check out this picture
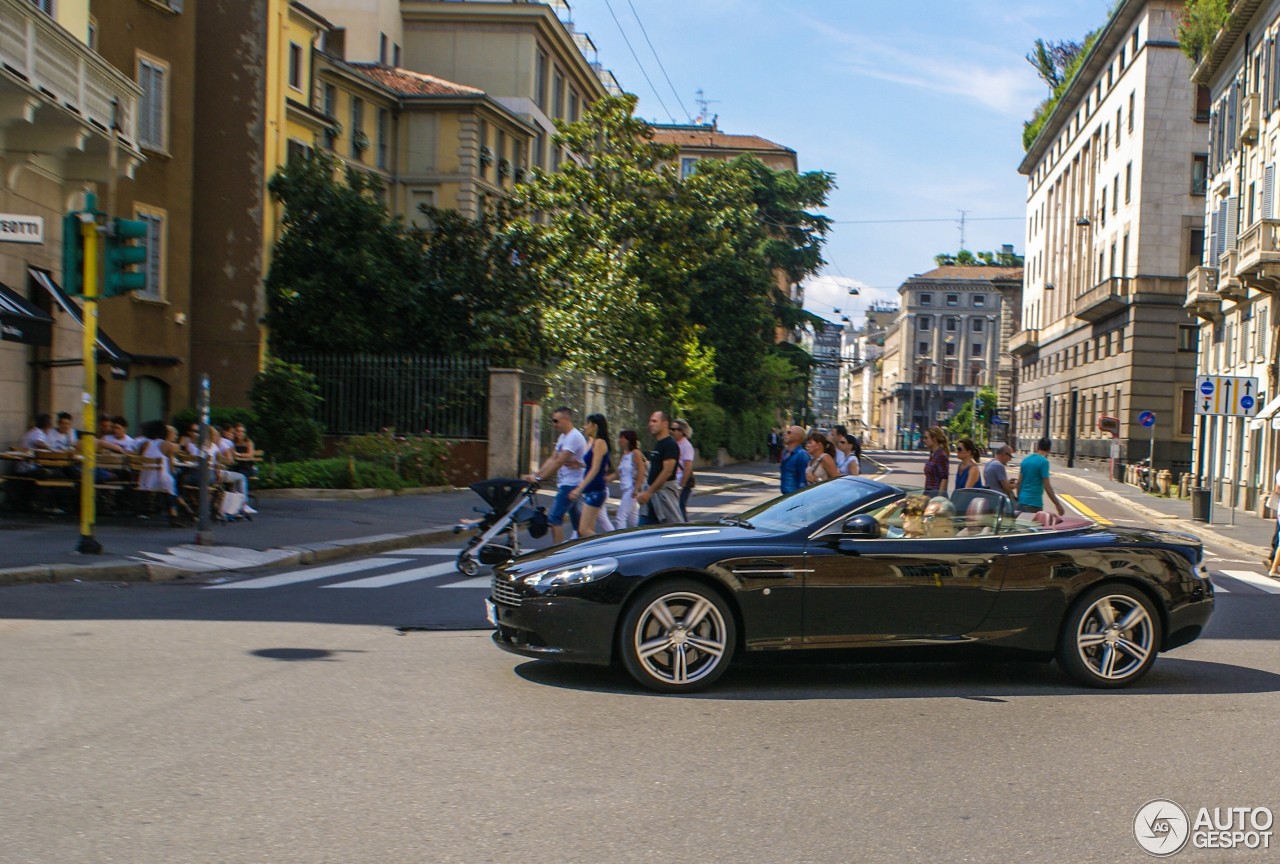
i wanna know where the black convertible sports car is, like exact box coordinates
[488,477,1214,693]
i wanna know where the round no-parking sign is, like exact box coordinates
[1139,411,1156,428]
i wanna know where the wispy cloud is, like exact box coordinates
[802,273,898,327]
[792,12,1046,117]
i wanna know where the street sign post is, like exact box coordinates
[1194,376,1261,416]
[1139,411,1156,472]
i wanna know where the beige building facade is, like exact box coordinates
[0,0,144,446]
[1014,0,1204,473]
[1187,0,1280,515]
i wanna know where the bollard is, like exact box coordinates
[1157,469,1172,496]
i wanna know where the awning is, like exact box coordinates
[0,280,52,346]
[29,267,132,380]
[1250,394,1280,430]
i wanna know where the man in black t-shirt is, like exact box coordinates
[636,410,682,525]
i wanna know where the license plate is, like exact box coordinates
[485,598,498,628]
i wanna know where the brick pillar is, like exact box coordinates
[487,368,523,480]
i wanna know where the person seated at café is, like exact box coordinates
[15,414,54,476]
[231,422,258,476]
[100,416,137,454]
[48,412,78,452]
[135,420,186,527]
[209,427,256,516]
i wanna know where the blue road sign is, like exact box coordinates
[1242,395,1255,411]
[1139,411,1156,428]
[1200,380,1215,396]
[990,415,1004,425]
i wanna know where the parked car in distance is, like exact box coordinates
[488,477,1215,693]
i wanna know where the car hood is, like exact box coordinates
[503,523,764,575]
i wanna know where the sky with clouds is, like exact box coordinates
[564,0,1116,327]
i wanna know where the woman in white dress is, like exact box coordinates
[608,428,646,529]
[136,421,183,526]
[833,433,861,476]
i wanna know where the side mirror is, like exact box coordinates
[842,514,880,538]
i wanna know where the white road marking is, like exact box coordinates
[441,576,491,589]
[1218,569,1280,594]
[323,561,458,588]
[206,558,412,589]
[384,547,459,556]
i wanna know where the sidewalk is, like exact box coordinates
[0,461,774,585]
[1051,461,1276,563]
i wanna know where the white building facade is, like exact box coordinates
[1188,0,1280,515]
[1013,0,1204,473]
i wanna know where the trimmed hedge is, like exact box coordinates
[170,406,257,433]
[256,458,407,490]
[337,432,451,486]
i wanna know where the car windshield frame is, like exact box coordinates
[731,477,901,533]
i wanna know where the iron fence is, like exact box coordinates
[284,353,489,438]
[520,367,663,468]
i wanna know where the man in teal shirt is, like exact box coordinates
[1015,437,1066,515]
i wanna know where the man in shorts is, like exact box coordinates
[526,406,588,544]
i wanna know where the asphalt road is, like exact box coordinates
[2,456,1278,863]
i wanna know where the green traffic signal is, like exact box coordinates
[103,217,147,297]
[62,211,85,296]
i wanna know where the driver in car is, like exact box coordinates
[922,497,957,538]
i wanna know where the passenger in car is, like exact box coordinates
[922,496,957,538]
[958,497,996,536]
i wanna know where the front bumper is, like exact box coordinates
[489,594,618,666]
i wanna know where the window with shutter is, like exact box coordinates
[1259,305,1270,357]
[137,57,167,151]
[1265,164,1275,219]
[135,209,164,299]
[1226,196,1238,250]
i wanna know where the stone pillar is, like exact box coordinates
[487,368,523,480]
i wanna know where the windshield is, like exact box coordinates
[734,477,897,532]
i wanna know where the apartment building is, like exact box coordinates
[649,122,798,177]
[804,321,843,428]
[91,0,196,426]
[882,266,1019,451]
[0,0,145,444]
[1187,0,1280,515]
[191,0,613,406]
[1013,0,1204,472]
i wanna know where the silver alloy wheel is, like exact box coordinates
[632,591,729,686]
[1074,593,1155,681]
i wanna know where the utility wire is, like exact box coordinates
[603,0,677,123]
[832,216,1024,225]
[626,0,692,124]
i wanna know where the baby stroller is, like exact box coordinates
[453,478,547,576]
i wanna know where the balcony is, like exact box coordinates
[1242,93,1261,144]
[1074,276,1130,322]
[1236,218,1280,292]
[1216,247,1246,301]
[1185,266,1222,320]
[0,0,142,181]
[1008,328,1039,358]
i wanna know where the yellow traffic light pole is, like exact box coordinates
[78,198,103,555]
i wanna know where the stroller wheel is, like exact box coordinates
[456,553,480,577]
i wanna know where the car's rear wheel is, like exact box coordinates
[1057,583,1161,688]
[618,579,736,693]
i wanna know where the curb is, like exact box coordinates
[1065,473,1271,561]
[255,485,458,500]
[0,480,774,588]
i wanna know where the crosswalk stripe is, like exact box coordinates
[323,561,458,588]
[206,557,412,589]
[1217,569,1280,594]
[384,547,459,556]
[442,575,491,589]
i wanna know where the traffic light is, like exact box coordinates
[62,211,85,296]
[103,217,147,297]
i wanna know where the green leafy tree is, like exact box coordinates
[265,152,427,354]
[1177,0,1230,61]
[945,386,999,447]
[249,358,325,462]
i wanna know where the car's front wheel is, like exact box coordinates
[618,579,736,693]
[1057,583,1162,688]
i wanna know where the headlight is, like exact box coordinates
[522,557,618,590]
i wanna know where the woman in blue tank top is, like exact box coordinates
[569,413,614,537]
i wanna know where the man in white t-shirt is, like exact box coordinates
[17,414,54,474]
[525,406,588,544]
[100,416,137,454]
[47,412,78,452]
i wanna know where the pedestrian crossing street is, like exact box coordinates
[203,546,1280,594]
